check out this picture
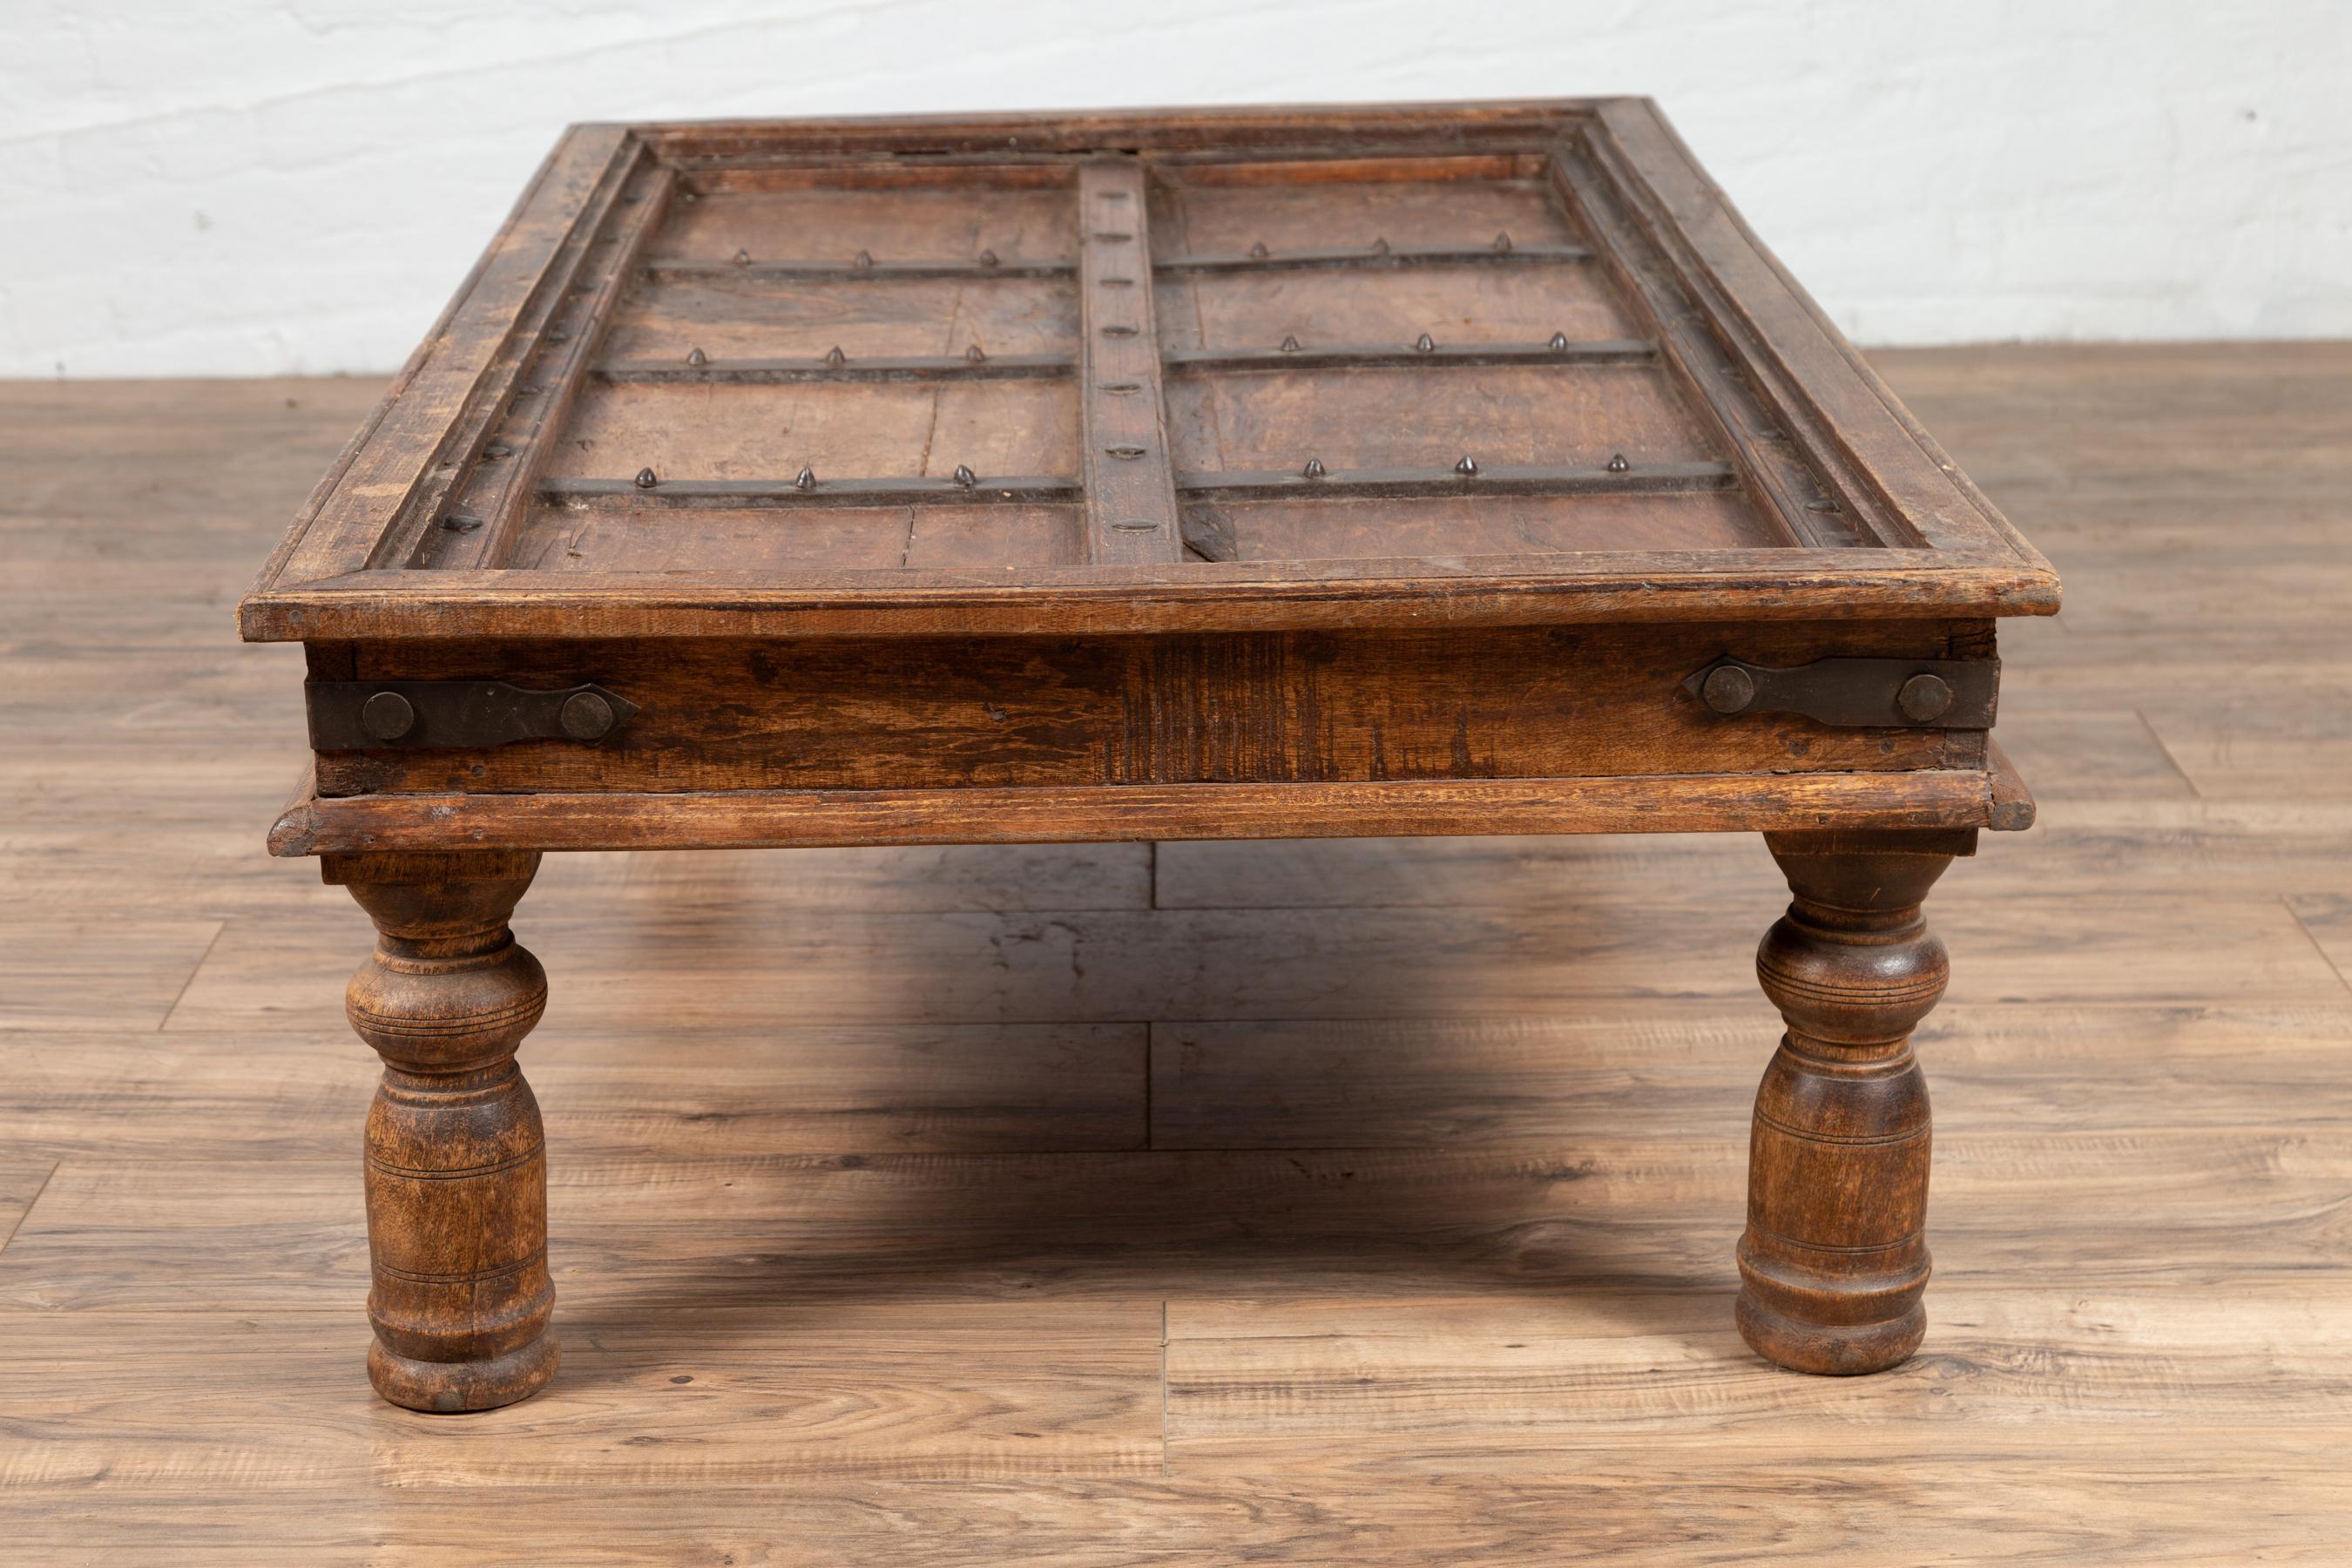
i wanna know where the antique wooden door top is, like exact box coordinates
[239,99,2058,644]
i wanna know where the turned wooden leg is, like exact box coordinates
[324,850,558,1412]
[1736,828,1972,1375]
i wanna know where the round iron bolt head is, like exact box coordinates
[360,691,416,742]
[1897,673,1955,723]
[1700,665,1756,714]
[558,690,617,741]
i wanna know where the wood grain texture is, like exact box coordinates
[7,347,2351,1558]
[238,101,2059,644]
[328,850,559,1411]
[302,620,1982,801]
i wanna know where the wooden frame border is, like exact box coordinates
[268,753,2034,856]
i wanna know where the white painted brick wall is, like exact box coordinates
[3,0,2346,376]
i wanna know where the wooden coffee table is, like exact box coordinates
[240,99,2058,1412]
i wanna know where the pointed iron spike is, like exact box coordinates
[977,249,1000,267]
[1454,455,1479,477]
[1249,240,1270,260]
[854,249,875,269]
[1493,231,1513,253]
[824,346,847,367]
[965,342,987,362]
[794,465,817,490]
[1607,452,1631,473]
[732,248,750,266]
[1415,333,1436,353]
[686,346,708,366]
[1370,236,1391,255]
[634,467,659,489]
[1301,456,1327,478]
[1548,332,1570,351]
[953,463,977,487]
[1279,335,1302,353]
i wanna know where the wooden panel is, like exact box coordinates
[604,274,1077,362]
[1165,363,1722,473]
[1157,265,1637,354]
[1188,490,1784,562]
[310,621,1981,798]
[541,378,1078,483]
[1152,173,1578,257]
[1077,162,1182,564]
[506,502,1090,573]
[508,504,916,572]
[647,183,1078,272]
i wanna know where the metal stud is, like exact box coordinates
[1105,444,1147,459]
[1280,335,1302,353]
[686,346,707,367]
[952,463,977,488]
[442,510,483,531]
[1898,673,1956,723]
[1548,332,1570,350]
[1493,231,1513,253]
[824,346,848,366]
[483,443,513,459]
[1250,240,1269,260]
[965,343,987,362]
[1454,455,1479,476]
[854,250,875,269]
[1370,237,1391,255]
[1607,453,1630,473]
[978,249,999,267]
[544,329,569,343]
[1416,333,1436,353]
[1301,456,1327,478]
[794,466,818,490]
[634,467,658,489]
[732,249,750,266]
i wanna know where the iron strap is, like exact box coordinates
[1682,656,1998,729]
[307,681,639,751]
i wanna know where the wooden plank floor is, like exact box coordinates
[3,346,2350,1562]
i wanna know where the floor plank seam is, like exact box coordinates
[2132,707,2205,800]
[2282,897,2352,999]
[154,919,228,1033]
[0,1162,59,1258]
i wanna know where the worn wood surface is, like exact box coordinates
[238,102,2058,644]
[8,344,2352,1556]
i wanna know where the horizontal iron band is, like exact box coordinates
[595,352,1068,384]
[638,242,1592,284]
[592,339,1653,385]
[644,256,1072,280]
[543,460,1736,510]
[544,475,1080,508]
[1159,241,1592,274]
[1176,459,1740,501]
[1166,338,1654,374]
